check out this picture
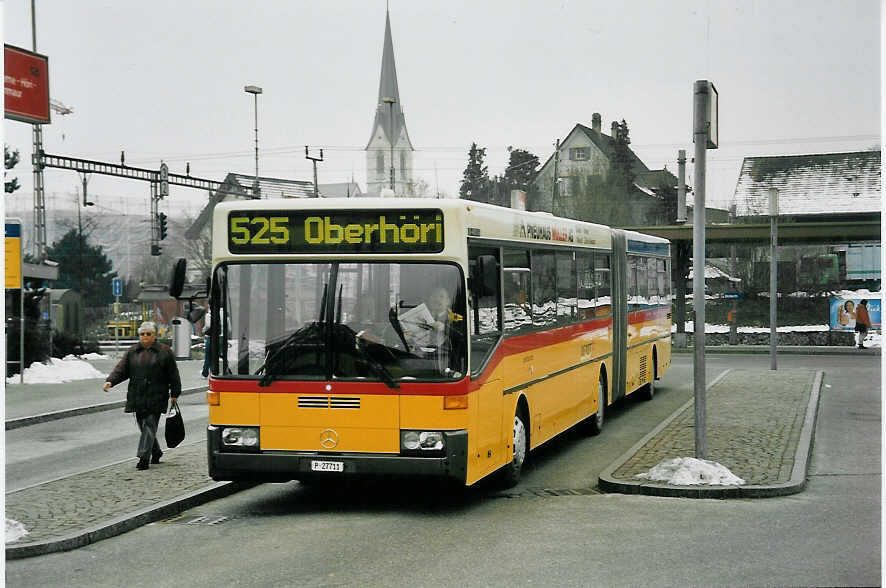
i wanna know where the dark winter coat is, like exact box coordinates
[107,341,182,414]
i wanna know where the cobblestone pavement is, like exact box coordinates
[600,368,820,497]
[6,440,216,547]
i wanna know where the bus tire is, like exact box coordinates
[640,350,657,401]
[500,407,528,488]
[586,373,606,436]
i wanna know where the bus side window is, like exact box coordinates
[656,259,671,304]
[468,246,501,374]
[556,250,577,325]
[503,248,532,334]
[636,257,649,310]
[531,250,557,328]
[595,253,611,316]
[577,251,595,320]
[647,256,659,305]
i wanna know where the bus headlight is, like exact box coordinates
[401,430,445,452]
[222,427,259,448]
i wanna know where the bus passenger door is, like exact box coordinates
[473,378,504,481]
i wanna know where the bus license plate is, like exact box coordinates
[311,460,344,472]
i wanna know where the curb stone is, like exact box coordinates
[5,481,248,560]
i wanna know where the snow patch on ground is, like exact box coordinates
[6,356,106,385]
[5,519,28,543]
[636,457,746,486]
[78,352,109,360]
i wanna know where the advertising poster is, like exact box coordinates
[829,297,881,331]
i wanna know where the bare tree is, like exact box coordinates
[179,209,213,280]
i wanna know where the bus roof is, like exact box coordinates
[214,198,629,251]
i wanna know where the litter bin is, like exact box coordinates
[171,317,192,360]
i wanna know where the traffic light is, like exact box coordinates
[159,212,168,240]
[151,244,162,256]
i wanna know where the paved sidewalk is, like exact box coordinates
[599,368,823,498]
[6,441,248,560]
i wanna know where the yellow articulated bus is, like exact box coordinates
[204,198,671,487]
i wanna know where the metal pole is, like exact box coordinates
[692,80,709,460]
[244,85,262,198]
[115,294,120,354]
[20,288,25,384]
[677,149,687,223]
[31,0,37,50]
[253,93,259,196]
[551,139,560,214]
[381,96,397,194]
[769,187,778,370]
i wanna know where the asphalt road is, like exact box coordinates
[6,353,880,587]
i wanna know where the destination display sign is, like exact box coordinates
[228,209,444,254]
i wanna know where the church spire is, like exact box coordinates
[366,7,414,196]
[372,8,408,145]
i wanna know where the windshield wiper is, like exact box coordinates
[353,332,399,389]
[256,324,324,386]
[388,306,410,352]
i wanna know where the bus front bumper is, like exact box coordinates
[207,426,468,484]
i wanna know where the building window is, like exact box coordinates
[569,147,590,161]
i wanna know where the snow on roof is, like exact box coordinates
[731,151,881,217]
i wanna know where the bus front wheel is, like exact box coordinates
[501,409,528,488]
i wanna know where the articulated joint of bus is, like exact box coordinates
[206,425,469,484]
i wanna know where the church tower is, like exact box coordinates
[366,9,414,197]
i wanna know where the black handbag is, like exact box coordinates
[165,403,185,448]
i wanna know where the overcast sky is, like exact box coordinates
[3,0,881,221]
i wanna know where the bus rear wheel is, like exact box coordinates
[586,375,605,436]
[640,351,657,401]
[501,410,528,488]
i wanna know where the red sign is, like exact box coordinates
[4,44,50,125]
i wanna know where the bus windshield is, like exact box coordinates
[212,261,467,384]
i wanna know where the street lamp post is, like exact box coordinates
[244,85,263,198]
[382,96,397,193]
[769,187,779,370]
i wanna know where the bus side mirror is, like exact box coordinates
[474,255,499,297]
[170,258,187,299]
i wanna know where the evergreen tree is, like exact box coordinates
[459,142,490,202]
[5,144,21,194]
[609,119,635,191]
[46,229,117,306]
[502,146,540,192]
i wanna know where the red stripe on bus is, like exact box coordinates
[627,306,671,324]
[468,315,613,391]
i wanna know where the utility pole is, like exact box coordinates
[30,0,47,260]
[305,146,324,197]
[551,139,560,214]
